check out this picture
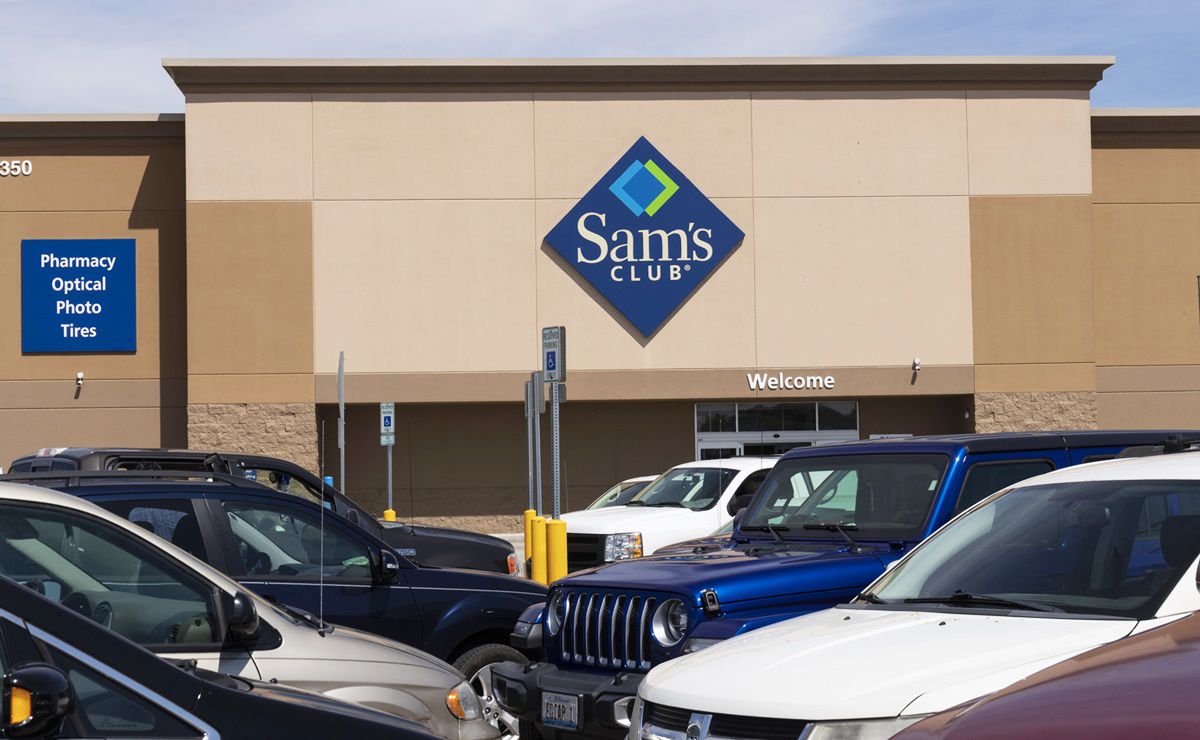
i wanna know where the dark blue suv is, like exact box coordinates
[3,470,545,686]
[491,431,1196,740]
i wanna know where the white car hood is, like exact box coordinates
[641,606,1139,720]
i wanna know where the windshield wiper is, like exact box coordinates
[741,524,789,543]
[276,602,333,631]
[625,500,646,506]
[646,501,685,507]
[903,592,1062,613]
[858,592,891,605]
[803,522,863,553]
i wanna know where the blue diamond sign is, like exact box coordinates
[544,137,745,337]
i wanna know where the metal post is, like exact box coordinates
[532,371,544,515]
[525,380,535,513]
[337,351,346,493]
[386,441,394,514]
[551,381,562,519]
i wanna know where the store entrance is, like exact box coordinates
[694,401,859,459]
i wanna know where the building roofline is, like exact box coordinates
[162,56,1114,94]
[1092,108,1200,148]
[0,113,184,140]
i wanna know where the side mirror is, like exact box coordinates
[227,592,260,643]
[378,550,401,583]
[3,663,75,739]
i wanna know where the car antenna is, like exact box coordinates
[318,419,327,637]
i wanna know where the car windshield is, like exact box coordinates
[630,468,737,511]
[587,480,651,510]
[863,479,1200,619]
[740,454,948,541]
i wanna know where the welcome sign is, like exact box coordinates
[21,238,136,352]
[544,137,744,336]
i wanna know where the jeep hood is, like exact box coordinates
[558,543,888,606]
[641,607,1139,720]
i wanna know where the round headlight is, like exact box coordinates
[651,599,689,646]
[547,592,565,636]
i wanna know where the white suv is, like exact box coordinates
[0,481,496,740]
[561,457,775,569]
[636,453,1200,739]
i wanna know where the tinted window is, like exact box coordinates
[239,467,323,505]
[630,468,738,511]
[868,480,1200,619]
[99,500,208,564]
[0,504,219,647]
[955,460,1054,514]
[48,646,200,738]
[743,454,948,540]
[222,502,372,580]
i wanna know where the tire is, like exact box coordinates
[455,643,529,740]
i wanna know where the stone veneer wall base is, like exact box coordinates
[188,403,318,473]
[973,391,1098,433]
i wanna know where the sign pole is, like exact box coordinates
[532,371,544,515]
[380,402,396,521]
[551,380,561,519]
[525,380,535,513]
[337,352,346,493]
[541,326,566,519]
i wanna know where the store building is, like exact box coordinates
[1,56,1198,531]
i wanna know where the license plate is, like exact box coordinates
[541,691,580,730]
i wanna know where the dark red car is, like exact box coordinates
[897,610,1200,739]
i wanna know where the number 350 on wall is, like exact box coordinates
[0,160,33,177]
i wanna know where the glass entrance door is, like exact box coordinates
[697,441,744,460]
[694,401,859,459]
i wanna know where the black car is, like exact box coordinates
[0,572,437,740]
[3,469,545,682]
[8,447,517,575]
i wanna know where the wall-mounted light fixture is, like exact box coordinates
[75,371,84,387]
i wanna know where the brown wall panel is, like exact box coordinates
[970,195,1094,365]
[0,406,184,471]
[1098,391,1200,429]
[1093,204,1200,366]
[318,401,693,519]
[0,211,186,382]
[858,396,973,438]
[1093,148,1200,205]
[0,138,184,214]
[186,201,314,386]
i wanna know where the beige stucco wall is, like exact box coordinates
[298,90,1098,396]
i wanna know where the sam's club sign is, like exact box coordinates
[21,238,136,353]
[544,137,744,336]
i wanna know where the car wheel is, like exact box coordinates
[455,643,528,740]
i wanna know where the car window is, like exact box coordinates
[221,502,373,581]
[631,468,738,511]
[239,467,323,506]
[0,504,220,648]
[47,646,201,738]
[954,460,1054,515]
[744,454,948,540]
[98,500,209,564]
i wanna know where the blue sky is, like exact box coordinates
[0,0,1197,113]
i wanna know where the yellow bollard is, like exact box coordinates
[530,516,548,585]
[383,509,397,522]
[523,509,536,578]
[546,518,567,584]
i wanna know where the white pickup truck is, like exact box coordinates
[560,457,775,571]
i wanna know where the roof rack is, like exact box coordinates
[0,469,270,490]
[1115,434,1200,459]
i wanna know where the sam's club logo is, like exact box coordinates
[544,137,744,336]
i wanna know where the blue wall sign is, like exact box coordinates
[544,137,744,336]
[21,238,137,353]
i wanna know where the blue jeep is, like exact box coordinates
[491,431,1195,740]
